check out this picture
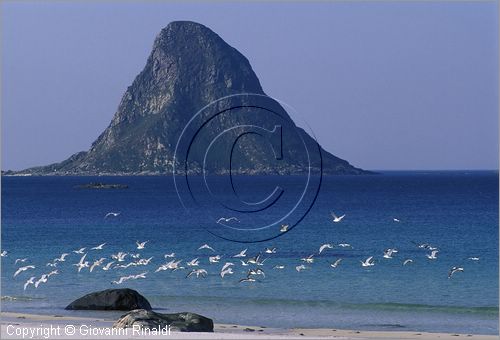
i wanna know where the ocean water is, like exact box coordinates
[1,171,498,335]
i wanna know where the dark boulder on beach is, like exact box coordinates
[113,309,214,332]
[65,288,152,311]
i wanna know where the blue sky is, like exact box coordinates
[2,1,498,170]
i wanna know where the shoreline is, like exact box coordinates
[1,312,497,339]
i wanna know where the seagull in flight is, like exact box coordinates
[413,242,438,251]
[240,260,250,266]
[116,262,138,269]
[34,274,48,288]
[155,264,170,272]
[105,212,120,218]
[47,269,59,278]
[331,212,346,223]
[155,259,183,272]
[164,253,176,258]
[247,254,261,264]
[14,265,35,278]
[301,254,315,264]
[273,265,285,269]
[248,253,267,266]
[468,257,480,261]
[265,247,277,254]
[295,264,307,272]
[209,255,221,264]
[137,257,153,266]
[91,243,106,250]
[138,258,154,269]
[74,253,89,272]
[187,258,200,267]
[171,261,185,271]
[448,266,464,279]
[330,258,343,268]
[413,242,429,249]
[233,249,247,258]
[383,248,398,259]
[0,250,7,257]
[248,268,265,278]
[361,256,375,267]
[220,267,234,278]
[112,275,134,285]
[54,253,69,262]
[73,247,86,254]
[144,258,156,266]
[403,259,413,266]
[221,262,234,272]
[280,224,289,233]
[111,252,128,262]
[216,217,239,224]
[338,243,352,248]
[426,250,439,260]
[186,269,208,278]
[198,244,215,252]
[393,218,401,222]
[23,276,36,291]
[15,258,28,265]
[136,241,148,250]
[319,244,334,254]
[102,261,115,271]
[90,258,106,272]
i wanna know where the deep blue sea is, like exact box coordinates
[1,172,498,335]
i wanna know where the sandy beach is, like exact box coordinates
[1,312,497,340]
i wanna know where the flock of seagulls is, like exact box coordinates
[2,240,477,292]
[1,212,480,293]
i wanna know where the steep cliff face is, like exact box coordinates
[18,21,368,175]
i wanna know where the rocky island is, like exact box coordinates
[74,182,129,190]
[10,21,369,176]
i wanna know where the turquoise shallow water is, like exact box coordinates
[1,171,498,334]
